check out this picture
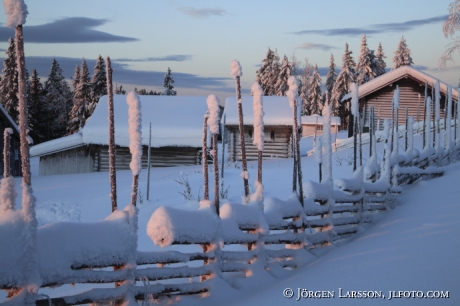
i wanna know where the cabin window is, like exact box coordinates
[316,125,323,131]
[14,148,19,160]
[263,130,275,142]
[248,128,253,138]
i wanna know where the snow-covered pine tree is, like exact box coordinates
[88,55,107,117]
[355,34,376,85]
[300,58,313,115]
[331,43,356,125]
[325,53,337,110]
[375,42,387,76]
[256,48,280,96]
[66,65,86,135]
[28,69,46,143]
[79,59,91,118]
[308,65,323,115]
[274,55,292,96]
[0,37,18,123]
[161,67,177,96]
[392,36,414,69]
[43,59,72,140]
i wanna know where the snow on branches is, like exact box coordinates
[126,91,142,176]
[206,94,220,135]
[3,0,28,27]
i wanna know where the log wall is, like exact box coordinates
[363,77,453,130]
[226,125,292,161]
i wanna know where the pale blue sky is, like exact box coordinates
[1,0,458,101]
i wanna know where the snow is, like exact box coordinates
[2,0,28,28]
[251,82,264,151]
[342,66,460,102]
[126,92,142,176]
[146,206,220,247]
[224,96,296,126]
[30,95,210,157]
[2,116,460,305]
[0,176,16,212]
[206,94,220,135]
[230,59,242,79]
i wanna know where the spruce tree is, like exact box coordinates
[392,36,414,69]
[28,69,46,143]
[356,34,376,85]
[256,48,280,96]
[67,65,85,135]
[274,55,292,96]
[375,42,387,76]
[43,59,72,140]
[325,54,337,105]
[308,65,323,115]
[161,67,177,95]
[0,37,18,123]
[300,58,313,115]
[79,59,91,118]
[331,43,356,124]
[88,55,107,117]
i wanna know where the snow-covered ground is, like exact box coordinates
[1,129,459,305]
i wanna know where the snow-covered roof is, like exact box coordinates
[342,66,459,101]
[30,132,83,157]
[301,115,341,125]
[0,103,20,135]
[224,96,297,126]
[30,95,209,157]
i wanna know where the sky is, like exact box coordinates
[0,0,459,102]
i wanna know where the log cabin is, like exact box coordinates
[342,66,459,132]
[224,96,298,161]
[0,104,22,176]
[301,115,341,137]
[30,95,209,175]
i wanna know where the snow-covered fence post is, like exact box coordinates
[127,91,142,207]
[0,128,16,213]
[287,76,304,206]
[315,137,323,182]
[435,80,441,163]
[456,100,460,147]
[207,94,220,215]
[445,85,452,162]
[202,112,209,201]
[425,97,432,165]
[221,114,226,179]
[252,82,264,184]
[230,60,249,198]
[3,128,12,178]
[106,56,117,212]
[423,82,427,147]
[405,107,409,152]
[432,83,436,149]
[4,1,40,303]
[146,122,151,201]
[351,83,359,171]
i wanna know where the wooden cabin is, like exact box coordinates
[30,95,209,175]
[224,96,297,161]
[301,115,341,137]
[342,66,459,131]
[0,104,22,177]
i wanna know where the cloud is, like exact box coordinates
[114,55,193,62]
[292,15,448,36]
[295,43,338,51]
[0,17,138,43]
[177,6,227,19]
[18,56,235,92]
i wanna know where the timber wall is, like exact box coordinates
[226,125,292,161]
